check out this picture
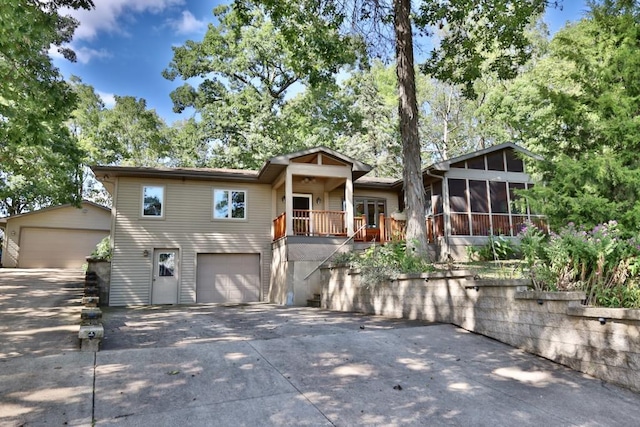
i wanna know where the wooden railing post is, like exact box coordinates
[379,213,386,242]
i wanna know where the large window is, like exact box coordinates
[448,179,468,213]
[142,185,164,218]
[446,179,535,236]
[213,189,246,219]
[355,197,386,228]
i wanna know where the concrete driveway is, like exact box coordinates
[1,269,640,426]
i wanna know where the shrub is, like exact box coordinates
[518,220,640,307]
[468,235,517,261]
[336,241,434,287]
[91,236,112,261]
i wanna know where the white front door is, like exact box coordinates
[152,249,179,304]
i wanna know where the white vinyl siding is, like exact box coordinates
[109,177,272,306]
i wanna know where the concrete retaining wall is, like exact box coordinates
[321,266,640,393]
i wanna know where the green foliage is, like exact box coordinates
[415,0,548,98]
[334,242,434,286]
[468,235,517,261]
[90,236,112,261]
[164,5,361,169]
[500,1,640,233]
[518,220,640,308]
[0,0,94,215]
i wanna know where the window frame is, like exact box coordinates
[354,197,387,228]
[212,188,247,220]
[141,185,165,219]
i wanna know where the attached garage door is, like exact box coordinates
[196,254,260,303]
[19,227,109,268]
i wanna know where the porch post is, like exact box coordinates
[442,177,451,258]
[345,176,354,235]
[285,169,293,236]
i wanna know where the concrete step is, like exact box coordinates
[307,294,322,308]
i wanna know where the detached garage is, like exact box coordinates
[1,201,111,268]
[196,253,260,303]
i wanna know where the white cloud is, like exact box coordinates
[48,44,110,64]
[75,46,111,64]
[97,91,116,109]
[61,0,186,41]
[168,10,207,35]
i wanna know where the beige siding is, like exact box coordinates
[110,177,273,306]
[2,203,110,268]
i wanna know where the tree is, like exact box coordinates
[506,0,640,232]
[237,0,550,257]
[0,0,94,215]
[164,118,212,168]
[341,62,402,178]
[100,96,169,167]
[164,5,361,169]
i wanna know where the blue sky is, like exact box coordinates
[52,0,590,125]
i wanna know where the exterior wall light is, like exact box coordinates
[143,250,149,258]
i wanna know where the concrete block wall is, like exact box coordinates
[86,258,111,306]
[321,266,640,393]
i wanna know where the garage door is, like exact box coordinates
[20,227,109,268]
[196,254,260,303]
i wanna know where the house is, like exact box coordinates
[421,142,545,259]
[91,143,542,307]
[0,201,111,268]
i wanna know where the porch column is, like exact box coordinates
[285,169,293,236]
[442,177,451,258]
[345,176,354,235]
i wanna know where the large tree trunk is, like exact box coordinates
[394,0,428,258]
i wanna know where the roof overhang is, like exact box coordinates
[423,142,543,175]
[92,147,375,193]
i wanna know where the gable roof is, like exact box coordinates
[427,142,542,173]
[257,146,372,182]
[0,200,110,225]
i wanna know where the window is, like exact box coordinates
[467,156,485,170]
[448,179,468,213]
[158,252,175,277]
[432,181,443,214]
[355,197,386,228]
[487,151,505,171]
[508,183,526,214]
[490,181,509,213]
[505,150,524,172]
[469,180,488,213]
[142,185,164,218]
[213,189,246,219]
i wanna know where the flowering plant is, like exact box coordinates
[518,220,640,307]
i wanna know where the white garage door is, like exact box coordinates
[196,254,260,303]
[20,227,109,268]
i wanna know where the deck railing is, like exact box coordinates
[450,212,548,237]
[273,210,348,239]
[273,210,547,241]
[379,215,440,244]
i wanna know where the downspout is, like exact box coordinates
[425,169,450,261]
